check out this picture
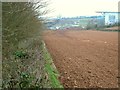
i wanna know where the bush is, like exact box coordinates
[2,1,50,88]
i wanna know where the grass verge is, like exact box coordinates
[41,41,64,88]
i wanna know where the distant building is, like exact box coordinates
[96,11,120,25]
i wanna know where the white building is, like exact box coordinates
[96,11,120,25]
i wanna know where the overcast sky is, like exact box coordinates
[46,0,119,18]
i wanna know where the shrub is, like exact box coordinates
[2,1,49,88]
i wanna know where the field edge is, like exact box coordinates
[41,41,64,88]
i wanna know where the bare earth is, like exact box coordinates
[43,30,118,88]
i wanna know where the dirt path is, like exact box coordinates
[43,30,118,88]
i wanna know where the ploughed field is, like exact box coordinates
[43,30,118,88]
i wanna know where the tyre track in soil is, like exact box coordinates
[43,30,118,88]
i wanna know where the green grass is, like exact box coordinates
[96,27,120,32]
[41,41,64,89]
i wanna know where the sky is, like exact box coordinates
[45,0,120,18]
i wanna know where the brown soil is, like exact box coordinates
[43,30,118,88]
